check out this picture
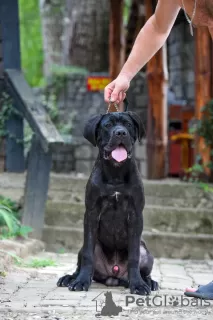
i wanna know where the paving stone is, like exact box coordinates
[1,253,213,319]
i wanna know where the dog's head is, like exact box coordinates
[83,112,145,165]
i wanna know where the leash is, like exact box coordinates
[106,97,129,114]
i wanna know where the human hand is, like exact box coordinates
[104,75,130,104]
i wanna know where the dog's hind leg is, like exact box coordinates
[139,241,158,291]
[57,248,82,287]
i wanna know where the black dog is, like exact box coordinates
[57,111,158,295]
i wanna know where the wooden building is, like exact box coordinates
[0,0,212,181]
[110,0,213,179]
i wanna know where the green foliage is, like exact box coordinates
[50,64,88,77]
[15,257,57,268]
[0,205,18,233]
[0,92,20,138]
[123,0,132,26]
[0,195,21,221]
[0,250,57,268]
[196,100,213,147]
[199,182,213,193]
[185,99,213,186]
[42,65,82,135]
[19,0,44,87]
[0,196,32,239]
[0,92,24,147]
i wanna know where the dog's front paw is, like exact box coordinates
[129,277,151,295]
[68,272,92,292]
[144,276,159,291]
[57,274,77,287]
[150,279,159,291]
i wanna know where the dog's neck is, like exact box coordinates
[99,155,134,184]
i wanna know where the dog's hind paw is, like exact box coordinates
[57,274,76,287]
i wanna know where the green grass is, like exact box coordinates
[0,250,57,269]
[16,257,57,268]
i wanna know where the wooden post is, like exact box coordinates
[22,135,52,239]
[145,0,168,179]
[0,0,25,172]
[109,0,124,111]
[109,0,124,80]
[195,27,211,174]
[5,69,63,239]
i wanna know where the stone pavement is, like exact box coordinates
[0,252,213,320]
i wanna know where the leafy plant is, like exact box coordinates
[0,198,32,239]
[196,100,213,148]
[187,100,213,183]
[0,205,18,233]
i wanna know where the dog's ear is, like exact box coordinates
[83,114,103,146]
[127,111,145,142]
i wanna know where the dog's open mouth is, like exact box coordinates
[104,144,131,162]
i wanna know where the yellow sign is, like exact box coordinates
[87,76,111,91]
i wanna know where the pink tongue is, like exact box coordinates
[111,146,127,162]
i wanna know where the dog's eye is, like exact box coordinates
[127,123,132,127]
[105,123,112,128]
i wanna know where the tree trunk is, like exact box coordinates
[62,0,110,72]
[39,0,64,77]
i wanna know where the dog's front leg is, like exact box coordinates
[128,212,151,295]
[68,208,98,292]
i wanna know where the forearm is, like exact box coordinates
[119,15,172,81]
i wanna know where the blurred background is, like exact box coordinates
[0,0,213,258]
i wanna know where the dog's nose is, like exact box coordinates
[115,129,127,137]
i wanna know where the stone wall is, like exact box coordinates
[52,137,147,177]
[51,71,148,176]
[49,21,195,176]
[57,72,148,138]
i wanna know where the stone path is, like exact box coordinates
[0,252,213,319]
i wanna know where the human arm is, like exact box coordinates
[104,0,181,103]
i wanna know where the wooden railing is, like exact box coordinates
[4,69,64,239]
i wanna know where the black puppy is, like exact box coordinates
[57,111,158,295]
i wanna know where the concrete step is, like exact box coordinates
[0,173,212,209]
[42,225,213,259]
[45,201,213,234]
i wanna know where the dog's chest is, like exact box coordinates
[98,191,130,240]
[101,190,128,214]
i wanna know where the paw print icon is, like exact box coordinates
[168,296,179,307]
